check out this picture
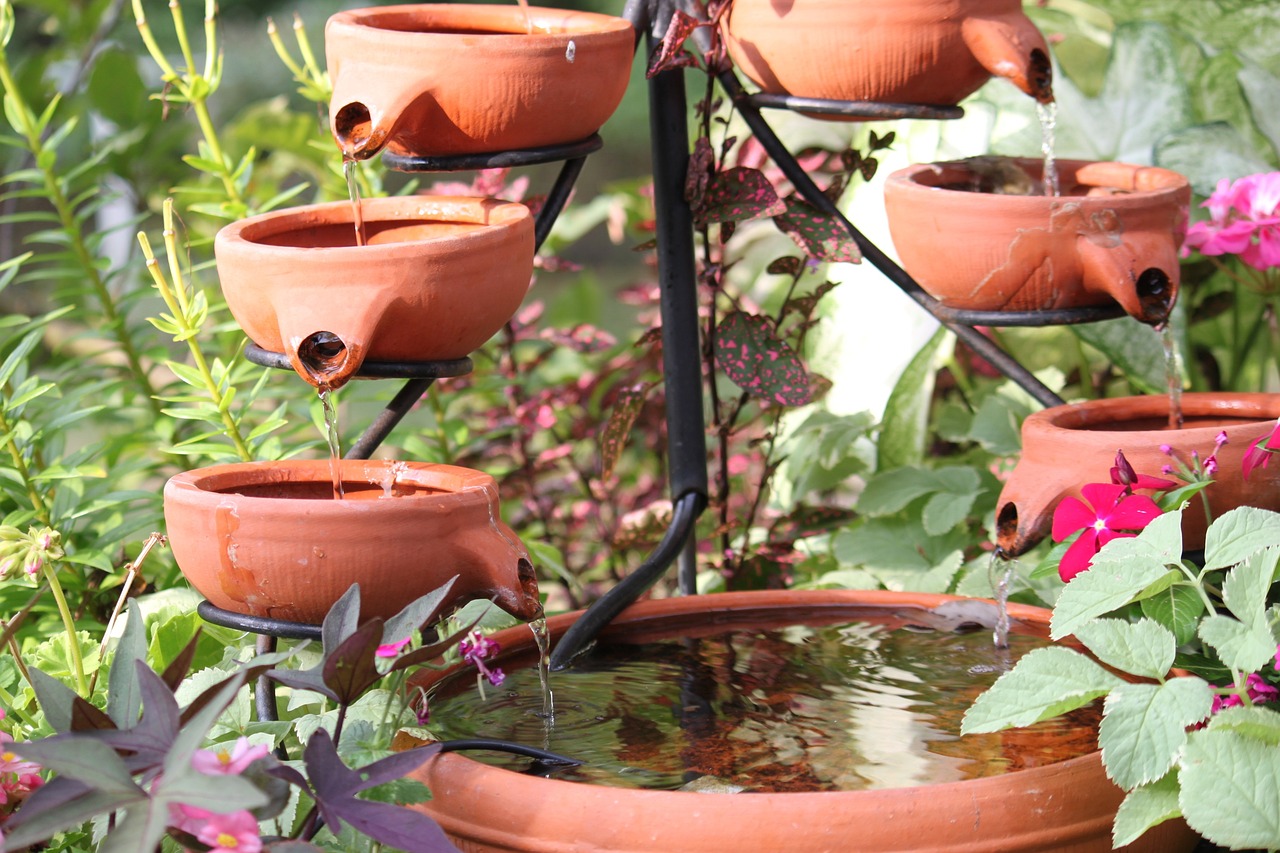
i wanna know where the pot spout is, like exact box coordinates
[1077,240,1178,326]
[961,14,1053,103]
[329,76,429,161]
[454,517,543,623]
[287,330,363,390]
[994,469,1065,558]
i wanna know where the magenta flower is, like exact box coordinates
[376,636,412,658]
[1184,172,1280,270]
[459,631,506,687]
[191,737,269,776]
[1243,418,1280,480]
[1210,673,1279,715]
[1051,483,1163,582]
[195,809,262,853]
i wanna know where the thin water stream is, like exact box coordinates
[319,388,345,500]
[1036,100,1059,198]
[988,549,1015,651]
[1161,324,1184,430]
[344,159,366,248]
[529,616,555,724]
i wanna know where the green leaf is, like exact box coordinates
[1197,615,1278,673]
[1203,506,1280,571]
[1050,555,1175,640]
[107,601,147,728]
[713,312,811,406]
[1073,319,1167,395]
[1180,728,1280,849]
[1113,773,1183,849]
[1074,618,1176,681]
[1140,583,1205,646]
[1207,705,1280,746]
[1221,548,1279,626]
[876,327,948,470]
[961,646,1124,734]
[921,489,977,537]
[1099,678,1214,789]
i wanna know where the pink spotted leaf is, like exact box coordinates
[694,167,786,228]
[646,10,702,78]
[714,312,812,406]
[774,196,862,263]
[599,383,651,482]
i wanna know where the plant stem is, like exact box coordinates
[0,406,52,526]
[42,563,88,695]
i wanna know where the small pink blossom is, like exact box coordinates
[1183,172,1280,270]
[1051,483,1163,582]
[376,636,412,658]
[1243,418,1280,480]
[195,809,262,853]
[459,631,506,687]
[191,737,268,776]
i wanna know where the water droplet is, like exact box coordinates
[565,39,576,62]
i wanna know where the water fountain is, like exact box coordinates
[162,0,1214,849]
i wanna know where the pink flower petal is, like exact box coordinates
[1052,495,1098,541]
[1107,493,1163,530]
[1059,529,1100,582]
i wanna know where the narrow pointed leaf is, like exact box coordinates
[598,384,648,482]
[383,577,458,650]
[322,619,385,703]
[107,601,147,727]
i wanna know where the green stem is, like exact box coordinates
[0,406,52,526]
[0,50,161,416]
[43,564,87,695]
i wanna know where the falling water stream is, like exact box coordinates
[1036,100,1059,198]
[987,548,1015,652]
[1161,324,1185,430]
[344,159,366,248]
[529,616,555,725]
[319,387,345,500]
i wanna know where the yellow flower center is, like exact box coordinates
[216,832,239,848]
[216,749,232,766]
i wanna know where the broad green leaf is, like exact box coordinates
[1221,548,1279,626]
[921,489,977,536]
[1207,705,1280,746]
[1140,583,1205,646]
[1100,678,1213,789]
[107,601,147,728]
[1198,615,1278,673]
[877,327,948,470]
[1180,728,1280,849]
[1074,618,1176,681]
[1050,557,1175,640]
[1202,506,1280,571]
[856,468,939,516]
[1073,319,1167,395]
[1238,63,1280,157]
[1113,773,1183,849]
[961,646,1123,734]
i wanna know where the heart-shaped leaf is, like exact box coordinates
[713,312,812,406]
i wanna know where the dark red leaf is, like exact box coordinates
[694,167,786,228]
[767,256,804,277]
[684,136,715,209]
[599,384,650,481]
[713,312,812,406]
[646,10,703,78]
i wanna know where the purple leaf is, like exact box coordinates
[646,10,703,78]
[321,619,385,704]
[713,312,813,406]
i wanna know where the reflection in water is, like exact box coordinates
[429,619,1100,792]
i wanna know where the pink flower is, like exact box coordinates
[376,636,412,658]
[191,737,268,776]
[195,809,262,853]
[459,631,506,687]
[1051,483,1163,582]
[1184,172,1280,270]
[1243,418,1280,480]
[1210,673,1279,714]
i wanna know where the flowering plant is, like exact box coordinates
[0,582,474,853]
[964,451,1280,850]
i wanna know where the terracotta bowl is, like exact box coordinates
[884,158,1191,323]
[164,459,541,624]
[404,590,1197,852]
[326,4,635,159]
[997,393,1280,556]
[722,0,1052,108]
[213,195,533,388]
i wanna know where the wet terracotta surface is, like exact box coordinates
[723,0,1052,108]
[884,158,1191,323]
[997,393,1280,556]
[405,590,1199,852]
[326,4,634,158]
[214,195,533,388]
[164,459,541,624]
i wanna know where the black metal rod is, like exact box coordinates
[197,600,323,641]
[678,530,697,595]
[534,156,588,252]
[345,377,436,460]
[244,344,472,381]
[716,69,1065,409]
[549,491,705,670]
[381,135,604,173]
[744,92,964,122]
[436,738,582,766]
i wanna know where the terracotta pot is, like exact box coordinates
[214,196,533,388]
[884,158,1191,324]
[164,459,541,624]
[722,0,1053,109]
[326,4,635,159]
[997,393,1280,557]
[404,590,1197,852]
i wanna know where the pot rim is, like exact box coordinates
[165,459,497,509]
[885,157,1188,204]
[328,4,634,42]
[214,195,531,260]
[1028,392,1280,436]
[414,589,1106,802]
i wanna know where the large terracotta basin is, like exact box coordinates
[884,158,1190,324]
[164,459,541,624]
[214,196,533,388]
[326,4,635,159]
[997,393,1280,556]
[405,590,1197,852]
[723,0,1052,108]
